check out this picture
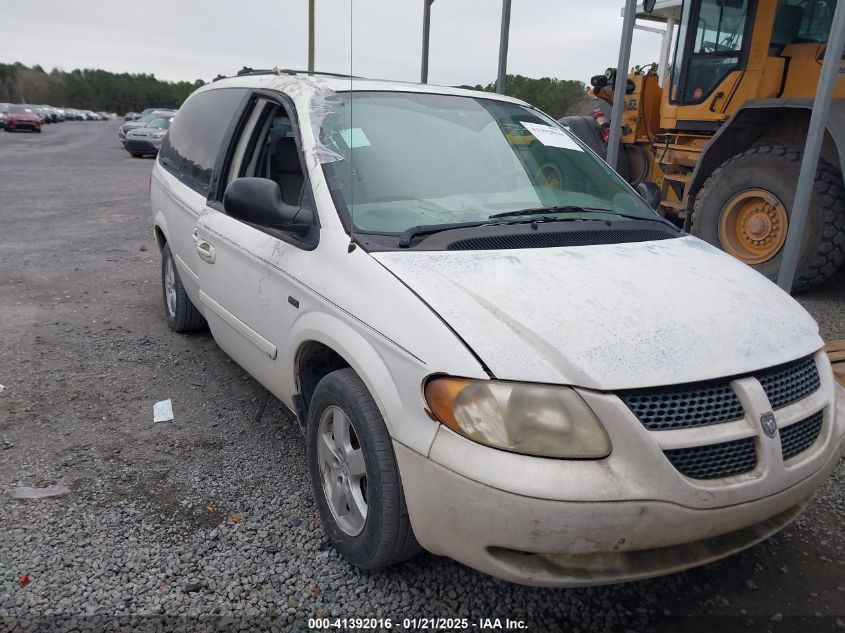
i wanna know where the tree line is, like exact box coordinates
[475,74,595,120]
[0,62,594,119]
[0,62,204,114]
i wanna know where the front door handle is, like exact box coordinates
[196,239,216,264]
[709,91,725,113]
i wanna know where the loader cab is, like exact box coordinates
[660,0,839,131]
[663,0,757,129]
[671,0,754,104]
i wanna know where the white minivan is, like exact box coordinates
[150,70,845,587]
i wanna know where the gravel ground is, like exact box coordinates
[1,121,844,633]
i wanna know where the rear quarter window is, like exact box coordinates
[159,88,248,195]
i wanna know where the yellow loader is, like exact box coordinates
[562,0,845,292]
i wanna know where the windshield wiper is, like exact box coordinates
[489,205,678,230]
[398,221,494,248]
[489,205,613,219]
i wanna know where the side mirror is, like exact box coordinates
[223,177,311,236]
[637,181,661,210]
[643,0,657,12]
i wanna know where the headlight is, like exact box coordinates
[152,132,166,138]
[424,377,611,458]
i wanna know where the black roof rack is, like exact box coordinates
[224,67,359,80]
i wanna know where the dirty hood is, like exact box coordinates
[372,236,822,390]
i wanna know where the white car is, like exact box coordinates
[124,115,173,158]
[150,71,845,587]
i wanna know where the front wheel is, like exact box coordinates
[307,368,420,569]
[691,146,845,291]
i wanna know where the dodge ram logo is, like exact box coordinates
[761,412,778,438]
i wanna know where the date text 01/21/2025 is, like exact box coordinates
[308,617,529,630]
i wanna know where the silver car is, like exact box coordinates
[119,109,175,143]
[124,116,173,157]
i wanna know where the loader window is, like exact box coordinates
[771,0,835,50]
[671,0,752,105]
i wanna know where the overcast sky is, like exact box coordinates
[1,1,665,87]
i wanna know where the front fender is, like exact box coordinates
[287,311,441,456]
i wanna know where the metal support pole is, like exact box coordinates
[421,0,433,83]
[777,0,845,291]
[308,0,315,73]
[496,0,512,94]
[606,0,638,171]
[658,18,675,85]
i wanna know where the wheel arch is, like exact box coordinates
[289,313,415,446]
[689,99,845,206]
[152,210,171,252]
[153,224,167,251]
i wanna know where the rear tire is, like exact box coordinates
[307,368,421,570]
[691,146,845,291]
[161,243,206,332]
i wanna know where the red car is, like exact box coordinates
[5,105,42,133]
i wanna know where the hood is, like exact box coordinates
[9,113,39,121]
[372,235,822,390]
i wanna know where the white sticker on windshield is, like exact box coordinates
[519,121,583,151]
[340,127,371,148]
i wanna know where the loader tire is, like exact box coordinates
[691,146,845,291]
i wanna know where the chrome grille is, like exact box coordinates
[780,410,824,461]
[758,356,820,410]
[619,383,744,431]
[664,437,757,480]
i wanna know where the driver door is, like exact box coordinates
[195,96,315,405]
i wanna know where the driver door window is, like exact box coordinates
[224,99,305,207]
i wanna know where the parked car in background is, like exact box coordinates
[4,105,42,132]
[150,73,845,587]
[97,111,111,120]
[30,106,48,124]
[125,115,173,157]
[119,109,175,143]
[40,106,58,123]
[124,111,140,121]
[0,103,9,130]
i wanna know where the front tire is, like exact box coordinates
[307,368,420,569]
[161,243,205,332]
[691,146,845,291]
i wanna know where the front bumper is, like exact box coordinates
[124,139,160,154]
[8,121,39,130]
[396,367,845,587]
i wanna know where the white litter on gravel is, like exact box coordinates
[153,398,174,423]
[10,481,70,499]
